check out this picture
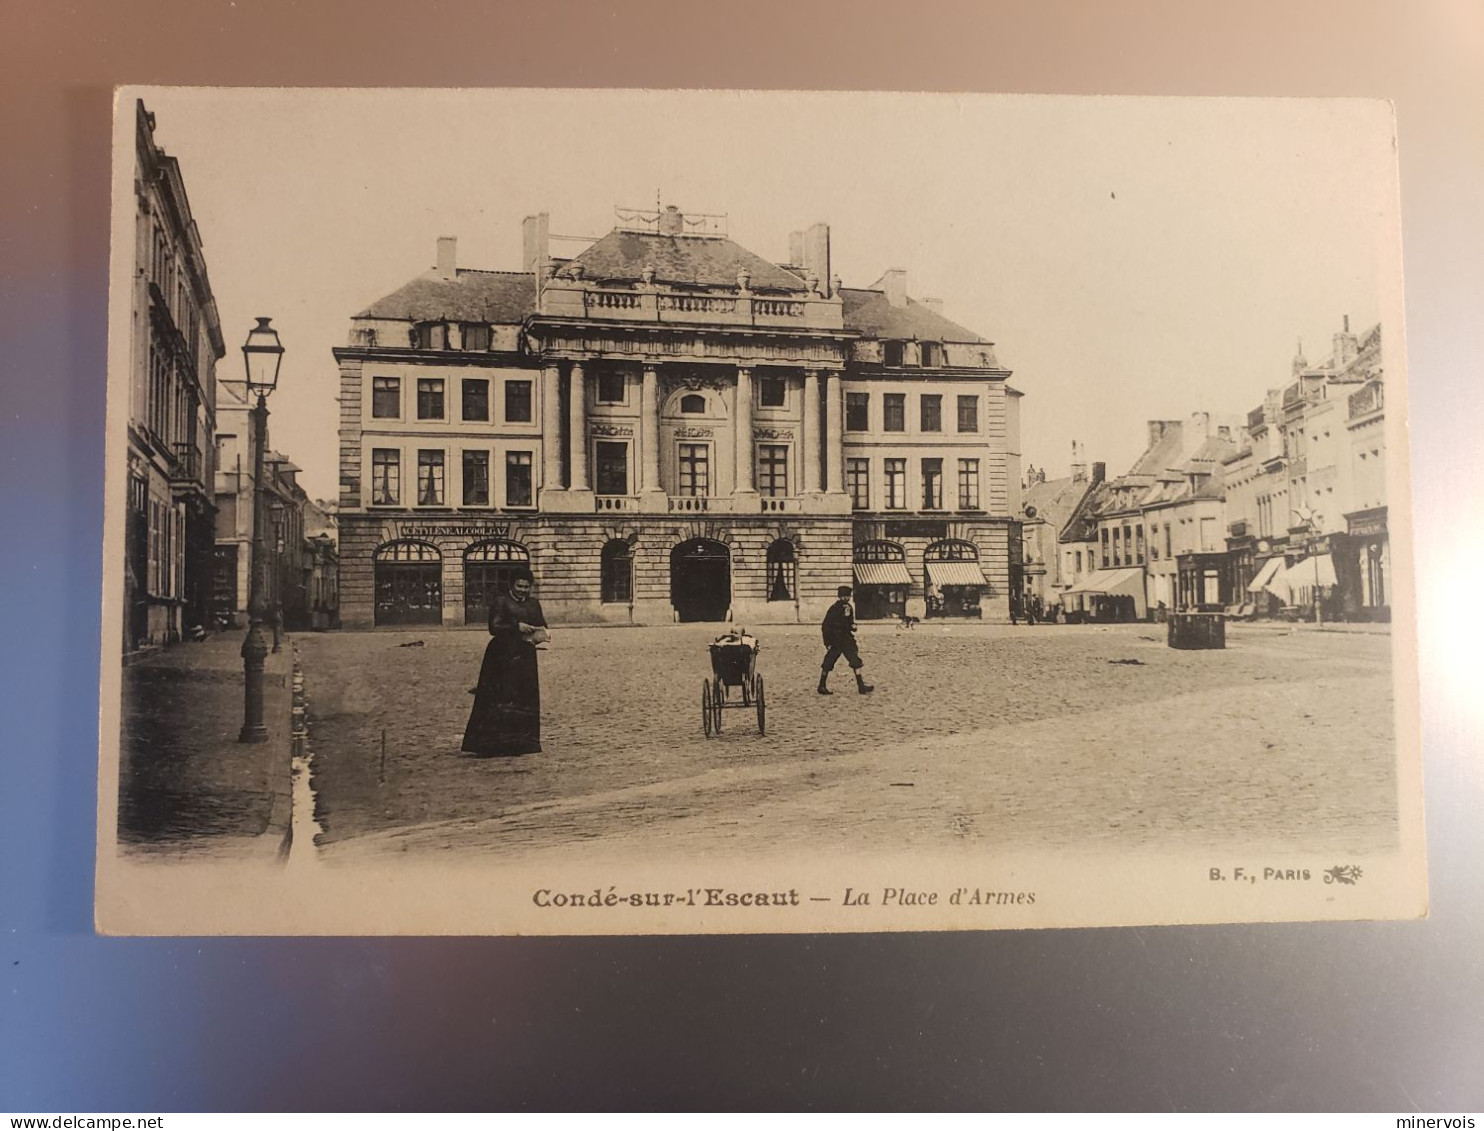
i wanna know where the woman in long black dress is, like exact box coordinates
[462,568,549,756]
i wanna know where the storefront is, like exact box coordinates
[923,539,988,619]
[852,540,912,621]
[1061,566,1146,622]
[1345,507,1390,622]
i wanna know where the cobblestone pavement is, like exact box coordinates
[296,620,1397,862]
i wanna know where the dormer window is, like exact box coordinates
[461,323,491,351]
[680,394,706,414]
[883,340,905,367]
[411,321,447,350]
[920,341,943,367]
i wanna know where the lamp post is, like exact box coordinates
[239,317,283,743]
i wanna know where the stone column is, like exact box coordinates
[802,369,822,494]
[734,365,757,499]
[539,362,564,501]
[825,371,845,494]
[639,364,666,511]
[569,363,590,490]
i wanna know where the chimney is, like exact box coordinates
[1217,425,1231,441]
[658,205,684,236]
[436,236,457,281]
[802,223,831,294]
[879,268,907,308]
[1070,441,1087,483]
[522,213,550,273]
[1091,461,1106,486]
[1147,420,1167,448]
[788,230,804,267]
[1333,314,1359,368]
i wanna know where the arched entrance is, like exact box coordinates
[464,539,531,625]
[853,540,910,620]
[924,539,986,619]
[374,540,442,626]
[670,538,730,622]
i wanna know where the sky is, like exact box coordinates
[124,88,1401,501]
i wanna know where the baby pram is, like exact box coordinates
[703,627,765,736]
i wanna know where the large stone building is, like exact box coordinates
[333,206,1022,628]
[124,100,225,651]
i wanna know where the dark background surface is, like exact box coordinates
[2,0,1481,1111]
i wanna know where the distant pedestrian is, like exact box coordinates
[818,585,873,695]
[462,567,549,756]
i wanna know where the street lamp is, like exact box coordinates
[239,317,283,743]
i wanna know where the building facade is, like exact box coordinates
[1020,455,1098,613]
[334,207,1021,628]
[124,100,226,651]
[1223,320,1387,620]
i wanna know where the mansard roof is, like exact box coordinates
[355,270,536,323]
[839,287,992,349]
[568,230,809,292]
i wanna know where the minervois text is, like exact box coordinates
[531,886,1036,910]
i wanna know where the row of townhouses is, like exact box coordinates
[125,101,336,653]
[333,206,1024,628]
[1023,318,1389,624]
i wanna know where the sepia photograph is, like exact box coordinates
[97,88,1422,934]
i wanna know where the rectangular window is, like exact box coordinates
[678,444,710,496]
[372,376,400,419]
[1122,525,1132,565]
[759,377,786,408]
[461,323,490,351]
[920,394,942,433]
[957,395,979,433]
[883,341,904,367]
[846,392,869,432]
[1164,523,1172,558]
[1101,528,1110,569]
[1113,527,1123,567]
[1075,550,1083,574]
[371,449,400,505]
[758,445,789,498]
[1136,525,1146,562]
[416,378,445,420]
[595,441,628,496]
[883,393,906,432]
[1149,525,1160,561]
[884,458,906,509]
[413,322,447,350]
[504,380,533,423]
[847,458,870,510]
[505,451,533,507]
[461,379,489,422]
[597,370,626,404]
[958,458,980,509]
[417,450,445,506]
[921,458,943,509]
[462,450,489,506]
[1200,516,1217,552]
[920,341,942,367]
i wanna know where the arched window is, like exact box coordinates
[679,393,706,414]
[766,539,796,602]
[463,539,531,625]
[601,539,633,604]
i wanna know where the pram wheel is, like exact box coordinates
[702,679,714,737]
[755,675,766,735]
[712,680,726,734]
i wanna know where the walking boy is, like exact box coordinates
[819,585,874,695]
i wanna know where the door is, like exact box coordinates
[670,538,730,622]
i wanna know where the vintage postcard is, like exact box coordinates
[96,88,1423,934]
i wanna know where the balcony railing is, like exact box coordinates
[669,495,712,513]
[169,442,203,485]
[595,495,638,512]
[539,280,844,331]
[759,496,802,513]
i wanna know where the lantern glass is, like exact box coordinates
[242,317,284,396]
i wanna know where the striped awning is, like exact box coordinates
[926,560,989,588]
[1247,557,1284,593]
[854,561,913,587]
